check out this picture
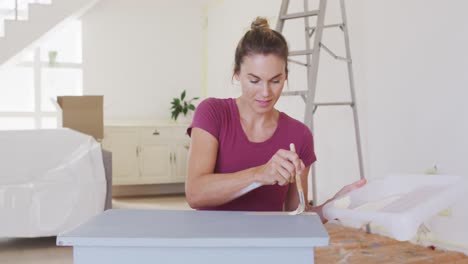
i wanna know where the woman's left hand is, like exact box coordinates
[312,178,367,223]
[329,178,367,202]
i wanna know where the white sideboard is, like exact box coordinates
[101,122,190,186]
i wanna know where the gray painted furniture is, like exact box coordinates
[57,209,329,264]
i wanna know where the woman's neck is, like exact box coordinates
[235,97,279,128]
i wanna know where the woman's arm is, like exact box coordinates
[185,128,258,208]
[185,128,302,209]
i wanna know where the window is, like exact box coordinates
[0,117,35,130]
[0,20,83,130]
[0,67,34,112]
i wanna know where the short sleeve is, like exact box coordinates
[299,126,317,167]
[186,98,221,140]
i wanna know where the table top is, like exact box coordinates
[57,209,329,248]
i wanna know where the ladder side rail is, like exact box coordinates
[304,0,327,205]
[339,0,366,181]
[275,0,290,32]
[303,0,316,206]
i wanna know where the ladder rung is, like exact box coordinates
[307,23,344,30]
[307,24,343,37]
[289,49,314,56]
[282,90,307,96]
[315,101,354,106]
[281,91,355,107]
[280,10,319,20]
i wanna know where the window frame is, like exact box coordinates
[0,21,83,130]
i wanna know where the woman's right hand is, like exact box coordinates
[253,149,305,186]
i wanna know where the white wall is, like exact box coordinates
[364,0,468,251]
[365,0,468,180]
[204,0,368,204]
[81,0,203,121]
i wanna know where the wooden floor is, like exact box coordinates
[0,236,71,264]
[318,224,468,263]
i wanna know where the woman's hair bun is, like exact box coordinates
[251,17,270,31]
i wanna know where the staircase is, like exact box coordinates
[0,0,99,66]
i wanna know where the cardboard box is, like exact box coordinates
[57,96,104,140]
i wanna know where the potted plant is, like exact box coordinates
[48,50,58,66]
[170,90,199,123]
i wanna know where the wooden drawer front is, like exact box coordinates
[140,127,188,142]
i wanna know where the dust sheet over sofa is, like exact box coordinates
[0,128,106,237]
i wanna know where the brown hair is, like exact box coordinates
[234,17,289,76]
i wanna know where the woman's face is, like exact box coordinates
[235,53,287,115]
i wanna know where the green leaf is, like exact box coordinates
[171,91,197,120]
[181,90,186,101]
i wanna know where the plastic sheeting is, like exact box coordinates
[0,128,106,237]
[323,174,468,241]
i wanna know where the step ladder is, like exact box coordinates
[276,0,366,205]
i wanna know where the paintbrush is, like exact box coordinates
[289,143,306,215]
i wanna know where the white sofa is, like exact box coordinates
[0,128,107,237]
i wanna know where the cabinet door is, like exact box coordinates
[102,128,139,185]
[172,141,190,182]
[139,143,172,183]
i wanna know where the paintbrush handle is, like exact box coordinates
[296,174,303,192]
[289,143,303,192]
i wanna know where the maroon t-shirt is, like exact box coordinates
[187,98,316,211]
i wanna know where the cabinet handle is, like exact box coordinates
[184,144,189,150]
[174,153,177,163]
[153,129,160,135]
[136,146,139,156]
[170,152,173,163]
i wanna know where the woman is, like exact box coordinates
[185,17,365,221]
